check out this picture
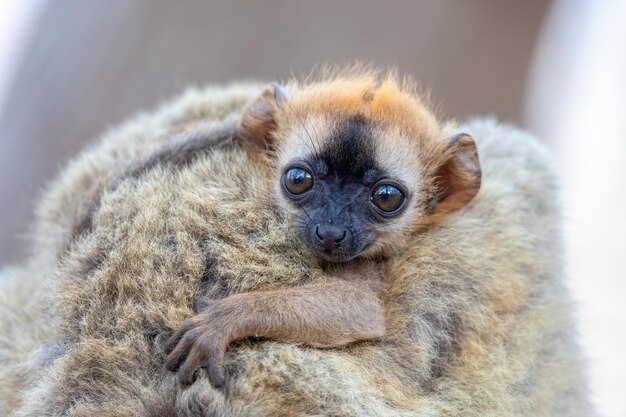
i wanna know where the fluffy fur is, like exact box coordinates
[0,77,592,416]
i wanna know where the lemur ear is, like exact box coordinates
[238,83,287,163]
[429,133,481,218]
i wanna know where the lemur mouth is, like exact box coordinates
[310,240,373,263]
[295,221,372,263]
[314,248,360,263]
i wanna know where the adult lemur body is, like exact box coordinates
[0,71,591,416]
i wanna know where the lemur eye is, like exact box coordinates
[370,183,406,214]
[282,166,314,196]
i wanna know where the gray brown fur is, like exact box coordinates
[0,83,592,416]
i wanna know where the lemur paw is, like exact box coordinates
[165,300,229,387]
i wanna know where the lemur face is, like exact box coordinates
[278,117,410,262]
[238,73,481,262]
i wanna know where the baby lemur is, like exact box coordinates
[165,73,481,387]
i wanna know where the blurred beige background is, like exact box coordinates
[1,2,625,417]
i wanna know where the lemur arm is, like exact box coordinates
[165,280,385,386]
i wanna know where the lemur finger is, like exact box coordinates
[205,344,226,388]
[177,337,213,386]
[194,296,213,313]
[164,319,195,354]
[165,331,198,371]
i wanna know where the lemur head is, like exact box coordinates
[238,71,481,262]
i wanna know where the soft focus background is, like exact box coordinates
[0,1,623,415]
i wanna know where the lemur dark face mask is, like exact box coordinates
[280,119,408,262]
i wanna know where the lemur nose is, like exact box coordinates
[315,224,348,250]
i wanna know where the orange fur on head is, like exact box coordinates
[281,71,441,140]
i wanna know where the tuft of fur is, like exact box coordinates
[0,78,592,416]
